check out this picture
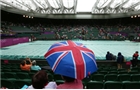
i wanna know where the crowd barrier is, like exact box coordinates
[0,37,29,48]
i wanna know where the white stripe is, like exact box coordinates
[70,51,77,79]
[80,51,86,77]
[82,51,97,67]
[45,51,64,59]
[51,51,67,71]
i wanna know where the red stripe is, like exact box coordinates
[53,51,69,71]
[67,40,85,80]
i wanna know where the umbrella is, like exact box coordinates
[44,40,98,80]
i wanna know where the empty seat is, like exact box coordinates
[87,81,104,89]
[118,74,131,81]
[4,72,19,79]
[123,81,140,89]
[54,74,63,80]
[131,74,140,81]
[55,80,65,85]
[104,74,118,81]
[91,74,104,81]
[104,81,122,89]
[14,79,31,89]
[16,72,30,79]
[1,78,16,89]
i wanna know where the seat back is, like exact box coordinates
[104,74,118,81]
[87,81,104,89]
[118,74,131,81]
[104,81,122,89]
[123,81,140,89]
[131,74,140,81]
[91,74,104,81]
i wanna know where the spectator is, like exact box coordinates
[131,51,139,67]
[20,59,32,71]
[31,60,41,71]
[27,70,57,89]
[117,52,124,69]
[57,75,83,89]
[106,51,112,60]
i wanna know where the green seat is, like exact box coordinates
[29,72,36,78]
[55,80,65,85]
[104,74,118,81]
[109,71,118,74]
[2,69,11,72]
[1,78,16,89]
[131,74,140,81]
[98,71,108,75]
[16,72,30,79]
[122,81,140,89]
[118,74,131,81]
[82,77,91,87]
[48,73,54,81]
[91,74,104,81]
[14,79,31,89]
[11,69,21,72]
[54,74,63,80]
[117,68,126,71]
[104,81,122,89]
[4,72,19,79]
[87,81,104,89]
[128,71,139,74]
[1,72,7,79]
[118,71,128,74]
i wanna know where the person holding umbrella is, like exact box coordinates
[57,75,83,89]
[44,40,98,89]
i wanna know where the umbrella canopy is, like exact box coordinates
[44,40,98,80]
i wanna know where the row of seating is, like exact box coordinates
[1,72,63,81]
[87,74,140,81]
[84,81,140,89]
[2,79,140,89]
[1,71,140,82]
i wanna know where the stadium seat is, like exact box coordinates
[54,74,63,80]
[122,81,140,89]
[87,81,104,89]
[1,72,7,79]
[16,72,30,79]
[55,80,65,85]
[128,71,139,74]
[1,78,16,89]
[118,71,128,74]
[131,74,140,81]
[91,74,104,81]
[104,74,118,81]
[47,73,54,81]
[118,74,131,81]
[14,79,31,89]
[104,81,122,89]
[4,72,19,79]
[109,71,118,74]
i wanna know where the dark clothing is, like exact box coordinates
[106,53,112,60]
[132,53,139,67]
[117,55,124,64]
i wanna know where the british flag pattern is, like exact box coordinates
[44,40,98,80]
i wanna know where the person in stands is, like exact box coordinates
[132,51,139,67]
[31,60,41,71]
[27,70,57,89]
[20,58,32,71]
[117,52,124,69]
[57,75,83,89]
[106,51,112,60]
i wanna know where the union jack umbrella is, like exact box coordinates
[44,40,98,80]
